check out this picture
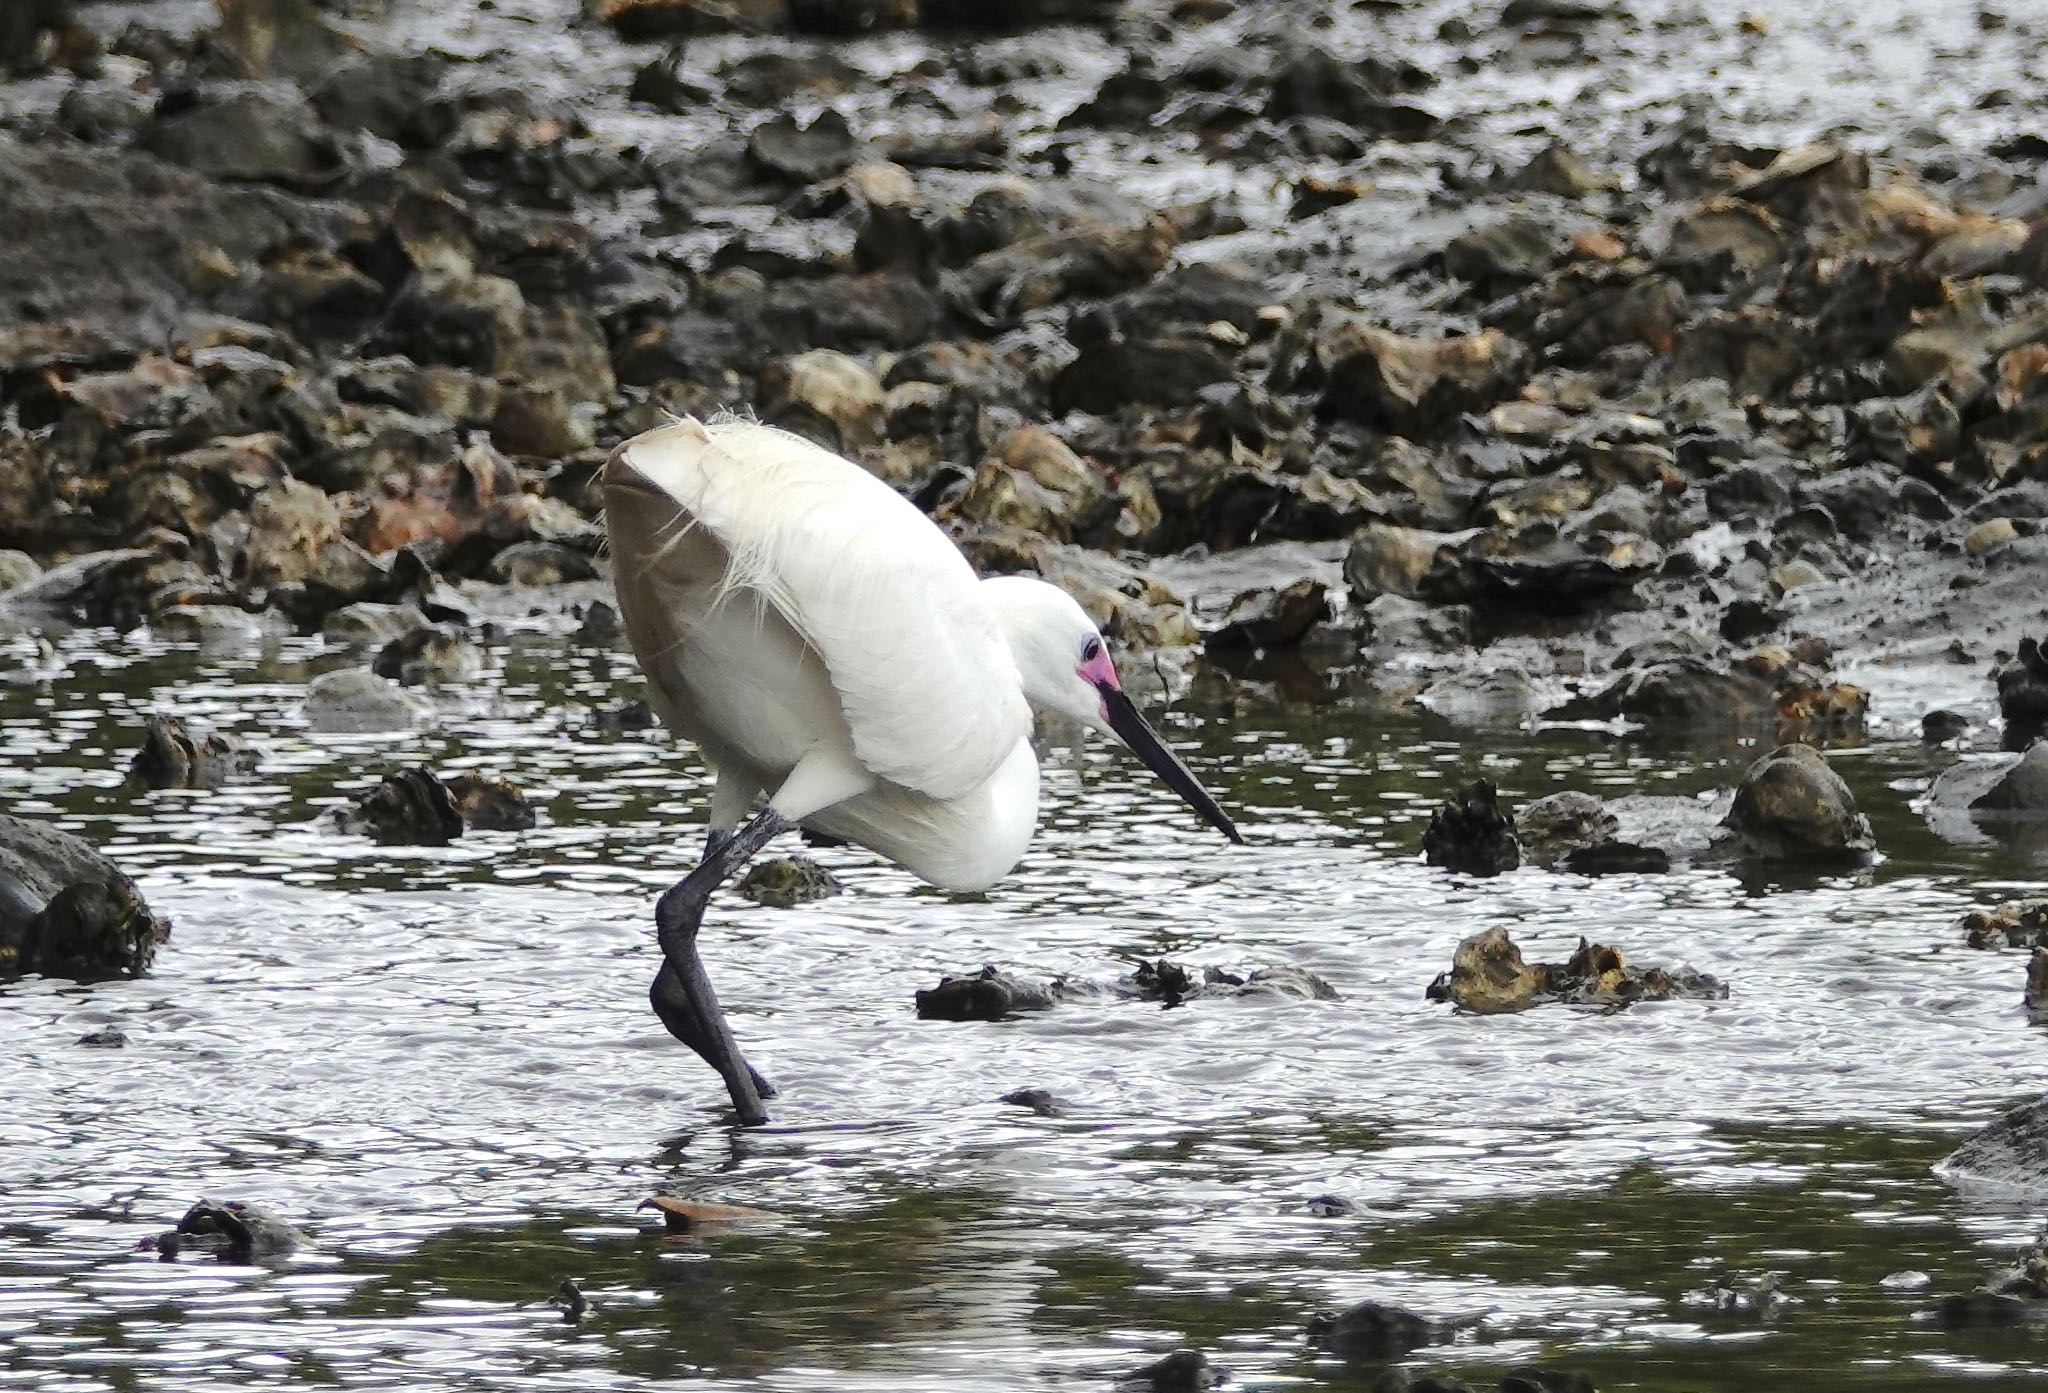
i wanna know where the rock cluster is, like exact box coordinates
[1425,926,1726,1015]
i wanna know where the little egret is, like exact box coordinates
[604,416,1242,1124]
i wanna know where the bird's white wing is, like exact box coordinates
[610,416,1031,803]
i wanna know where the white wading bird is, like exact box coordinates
[604,416,1242,1125]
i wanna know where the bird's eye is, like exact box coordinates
[1081,636,1103,662]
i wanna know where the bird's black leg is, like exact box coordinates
[651,807,788,1125]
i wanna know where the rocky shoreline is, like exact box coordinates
[0,0,2040,743]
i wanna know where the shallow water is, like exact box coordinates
[3,617,2048,1392]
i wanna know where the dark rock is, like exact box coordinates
[915,966,1060,1021]
[1050,336,1235,415]
[1416,533,1658,615]
[1207,579,1330,651]
[141,91,345,188]
[629,43,705,112]
[1115,1348,1224,1392]
[209,0,359,82]
[148,1200,300,1265]
[128,715,257,791]
[1563,842,1671,875]
[1720,597,1786,643]
[343,767,464,846]
[0,812,163,981]
[1266,48,1437,140]
[1961,899,2048,950]
[1422,780,1520,876]
[735,855,844,907]
[1552,658,1865,736]
[0,548,162,629]
[595,700,658,732]
[1445,216,1563,295]
[1514,791,1617,868]
[999,1087,1070,1116]
[485,541,600,586]
[1370,1374,1472,1393]
[1306,1194,1356,1217]
[445,773,536,832]
[1345,523,1459,602]
[1426,926,1726,1013]
[1317,323,1529,437]
[1500,1371,1596,1393]
[77,1026,127,1047]
[1971,741,2048,817]
[372,624,483,686]
[746,108,859,184]
[1723,744,1875,859]
[1945,1097,2048,1189]
[1923,709,1970,743]
[1997,638,2048,749]
[590,0,791,40]
[1305,1299,1438,1360]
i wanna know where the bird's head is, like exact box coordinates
[981,576,1241,844]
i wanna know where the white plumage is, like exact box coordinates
[603,413,1239,1122]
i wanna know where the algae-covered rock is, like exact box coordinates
[735,854,843,907]
[0,812,163,980]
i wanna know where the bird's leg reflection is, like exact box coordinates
[651,807,789,1126]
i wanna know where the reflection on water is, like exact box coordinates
[2,618,2046,1391]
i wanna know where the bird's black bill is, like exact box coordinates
[1100,687,1243,844]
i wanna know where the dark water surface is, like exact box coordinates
[3,617,2047,1392]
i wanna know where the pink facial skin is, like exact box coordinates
[1080,644,1119,720]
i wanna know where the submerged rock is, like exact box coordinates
[341,767,462,846]
[915,958,1336,1020]
[302,667,425,732]
[0,812,164,980]
[1305,1299,1443,1360]
[1962,899,2048,950]
[1114,1348,1225,1392]
[1934,1226,2048,1328]
[1721,744,1874,860]
[916,966,1064,1021]
[146,1200,301,1265]
[128,715,257,790]
[1426,926,1725,1014]
[735,855,844,907]
[1421,780,1520,876]
[339,768,533,843]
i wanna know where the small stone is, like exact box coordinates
[77,1026,127,1047]
[1306,1194,1356,1216]
[1966,518,2020,556]
[735,855,844,907]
